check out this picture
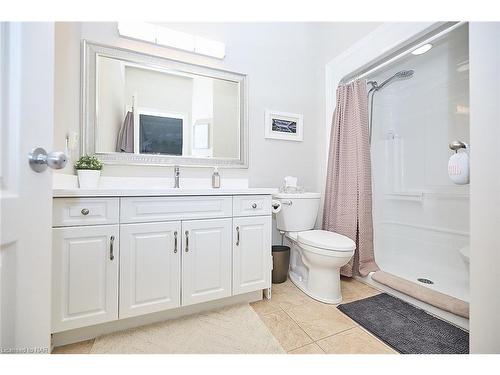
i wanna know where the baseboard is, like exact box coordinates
[51,290,262,348]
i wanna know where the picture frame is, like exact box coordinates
[264,110,303,142]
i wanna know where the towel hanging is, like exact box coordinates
[116,111,134,153]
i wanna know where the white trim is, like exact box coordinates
[469,22,500,353]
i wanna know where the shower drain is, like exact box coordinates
[417,278,434,285]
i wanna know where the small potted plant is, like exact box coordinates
[75,155,103,188]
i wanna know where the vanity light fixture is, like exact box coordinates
[118,22,226,59]
[411,43,433,55]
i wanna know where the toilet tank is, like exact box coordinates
[273,192,321,232]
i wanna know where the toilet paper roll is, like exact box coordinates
[448,152,469,185]
[271,199,282,214]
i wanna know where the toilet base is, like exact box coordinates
[289,271,343,304]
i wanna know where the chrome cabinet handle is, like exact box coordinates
[81,208,90,216]
[174,231,178,253]
[282,200,293,206]
[110,235,115,261]
[251,203,257,209]
[185,230,189,252]
[236,226,240,246]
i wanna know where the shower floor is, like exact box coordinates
[358,248,469,331]
[375,259,469,303]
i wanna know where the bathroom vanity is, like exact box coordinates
[51,189,273,338]
[48,39,274,345]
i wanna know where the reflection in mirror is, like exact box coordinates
[95,56,240,160]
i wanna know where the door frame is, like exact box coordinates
[468,22,500,354]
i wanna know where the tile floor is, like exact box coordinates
[251,277,397,354]
[52,277,397,354]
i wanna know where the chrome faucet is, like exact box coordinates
[174,166,180,188]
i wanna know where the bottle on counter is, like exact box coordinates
[212,167,221,189]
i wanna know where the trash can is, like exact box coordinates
[272,245,290,284]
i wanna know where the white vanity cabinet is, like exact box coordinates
[119,221,181,319]
[52,224,119,332]
[233,216,272,295]
[181,218,232,306]
[52,193,272,333]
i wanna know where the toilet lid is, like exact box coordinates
[297,230,355,252]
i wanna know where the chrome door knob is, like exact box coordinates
[28,147,68,173]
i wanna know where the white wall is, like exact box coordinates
[54,22,380,192]
[54,22,81,165]
[469,22,500,354]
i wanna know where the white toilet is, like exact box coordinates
[273,192,355,304]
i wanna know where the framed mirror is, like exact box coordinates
[81,41,248,167]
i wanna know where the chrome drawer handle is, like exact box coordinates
[236,226,240,246]
[81,208,90,215]
[251,203,257,209]
[185,230,189,252]
[174,231,178,253]
[110,235,115,261]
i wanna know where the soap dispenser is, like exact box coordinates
[212,167,221,189]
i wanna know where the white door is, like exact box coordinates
[233,216,272,295]
[0,23,57,352]
[52,225,119,332]
[181,218,232,306]
[120,221,181,318]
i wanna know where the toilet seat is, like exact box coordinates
[299,242,354,258]
[297,230,355,253]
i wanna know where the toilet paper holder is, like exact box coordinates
[449,140,468,153]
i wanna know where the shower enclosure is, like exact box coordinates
[360,24,470,327]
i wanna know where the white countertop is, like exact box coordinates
[53,187,278,198]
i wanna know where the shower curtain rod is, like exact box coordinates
[341,21,466,86]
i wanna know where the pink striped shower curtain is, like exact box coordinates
[322,80,379,277]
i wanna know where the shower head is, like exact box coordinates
[377,69,414,90]
[395,69,415,79]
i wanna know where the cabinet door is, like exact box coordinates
[52,225,119,332]
[181,218,232,306]
[233,216,272,295]
[120,221,181,318]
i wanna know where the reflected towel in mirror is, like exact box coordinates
[116,111,134,153]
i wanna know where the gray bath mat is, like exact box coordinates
[337,293,469,354]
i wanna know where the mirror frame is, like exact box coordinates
[81,40,248,168]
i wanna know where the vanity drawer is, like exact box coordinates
[53,198,119,227]
[232,195,271,217]
[120,196,233,223]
